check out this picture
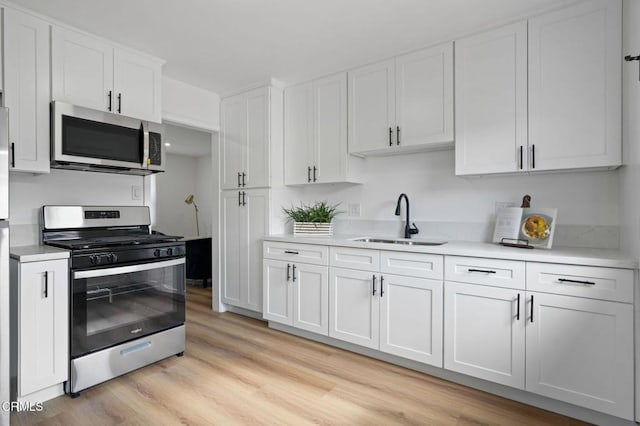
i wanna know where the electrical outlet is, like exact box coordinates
[131,185,142,201]
[348,203,361,217]
[495,201,517,216]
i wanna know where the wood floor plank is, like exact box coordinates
[12,286,588,426]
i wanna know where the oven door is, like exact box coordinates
[71,258,185,358]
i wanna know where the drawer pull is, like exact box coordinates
[284,250,299,255]
[558,278,596,285]
[467,268,496,274]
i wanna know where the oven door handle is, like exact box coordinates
[73,258,185,279]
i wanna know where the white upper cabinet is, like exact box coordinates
[3,8,51,173]
[348,42,454,156]
[395,43,453,149]
[51,25,163,122]
[221,86,278,189]
[113,49,162,122]
[455,22,528,175]
[528,0,621,171]
[51,26,113,113]
[455,0,621,176]
[348,59,396,154]
[285,73,361,185]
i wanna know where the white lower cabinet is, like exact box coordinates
[10,258,69,400]
[444,282,525,388]
[526,292,633,420]
[263,244,329,335]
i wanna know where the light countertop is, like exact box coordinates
[10,245,70,263]
[263,234,639,269]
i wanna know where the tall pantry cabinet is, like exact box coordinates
[220,85,283,313]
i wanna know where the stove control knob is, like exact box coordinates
[154,249,161,257]
[108,253,117,263]
[166,248,173,256]
[90,255,100,265]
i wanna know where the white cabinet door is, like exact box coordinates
[348,59,395,154]
[113,48,162,122]
[329,268,379,349]
[313,73,347,183]
[444,282,525,389]
[18,260,68,397]
[220,94,246,189]
[528,0,621,171]
[379,274,443,366]
[243,189,269,312]
[293,263,329,335]
[51,26,113,112]
[221,191,243,306]
[4,8,50,173]
[263,260,293,325]
[395,43,453,149]
[526,292,633,420]
[284,82,313,185]
[455,22,527,175]
[245,87,270,188]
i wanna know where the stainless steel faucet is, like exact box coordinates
[394,193,419,239]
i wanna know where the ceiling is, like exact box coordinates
[11,0,579,95]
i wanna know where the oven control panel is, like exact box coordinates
[72,242,185,270]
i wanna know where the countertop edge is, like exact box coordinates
[10,245,71,262]
[262,235,639,270]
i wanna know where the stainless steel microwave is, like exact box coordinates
[51,101,165,175]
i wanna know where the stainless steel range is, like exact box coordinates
[41,205,186,397]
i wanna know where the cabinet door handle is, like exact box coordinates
[558,278,595,285]
[242,191,246,206]
[530,295,534,323]
[516,293,520,320]
[43,271,49,298]
[308,166,311,183]
[10,143,15,168]
[108,90,112,111]
[242,172,246,187]
[292,264,296,282]
[389,128,393,146]
[467,268,496,274]
[519,146,523,170]
[238,172,242,187]
[284,250,299,255]
[531,144,535,169]
[313,166,317,182]
[286,264,291,281]
[396,126,400,145]
[380,275,384,297]
[372,274,377,296]
[238,191,242,206]
[117,93,122,113]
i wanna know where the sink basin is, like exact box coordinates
[352,237,447,246]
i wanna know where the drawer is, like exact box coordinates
[263,241,328,266]
[445,256,525,290]
[526,262,633,303]
[380,251,443,280]
[330,247,379,271]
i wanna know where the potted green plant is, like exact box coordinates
[282,201,341,236]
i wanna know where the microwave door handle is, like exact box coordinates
[142,122,150,168]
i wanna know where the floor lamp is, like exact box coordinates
[184,194,200,236]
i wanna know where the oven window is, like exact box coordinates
[72,261,185,358]
[62,115,142,163]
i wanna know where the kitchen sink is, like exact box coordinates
[352,237,447,246]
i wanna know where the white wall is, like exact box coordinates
[620,0,640,258]
[155,154,213,238]
[9,169,144,245]
[276,150,620,245]
[162,76,220,132]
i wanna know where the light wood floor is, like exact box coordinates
[13,286,587,426]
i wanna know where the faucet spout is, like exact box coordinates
[394,193,419,239]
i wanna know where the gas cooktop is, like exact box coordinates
[46,234,183,250]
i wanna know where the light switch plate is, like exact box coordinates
[348,203,361,217]
[131,185,142,201]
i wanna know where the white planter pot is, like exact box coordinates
[293,222,334,236]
